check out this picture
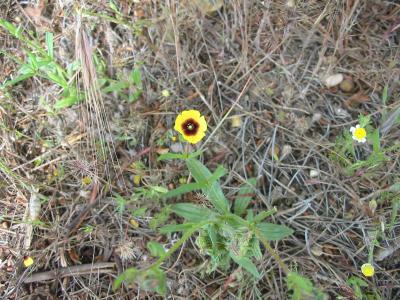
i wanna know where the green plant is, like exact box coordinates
[0,19,81,109]
[113,153,294,295]
[287,272,325,300]
[100,66,143,103]
[346,276,382,300]
[330,114,396,175]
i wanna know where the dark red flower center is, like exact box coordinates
[182,118,199,136]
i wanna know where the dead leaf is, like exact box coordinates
[24,0,45,24]
[68,248,80,264]
[344,92,370,108]
[190,0,223,14]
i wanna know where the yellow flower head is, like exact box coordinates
[23,256,34,267]
[350,124,367,143]
[174,110,207,144]
[361,263,374,277]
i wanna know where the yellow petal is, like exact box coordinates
[361,263,374,277]
[198,115,207,133]
[133,175,141,186]
[184,130,206,144]
[23,256,34,267]
[130,219,139,228]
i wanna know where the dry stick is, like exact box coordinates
[254,228,290,275]
[65,181,99,237]
[199,77,252,152]
[23,262,115,283]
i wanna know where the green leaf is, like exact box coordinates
[369,128,381,153]
[230,254,261,278]
[251,237,263,260]
[142,267,166,295]
[45,72,68,88]
[113,267,138,290]
[186,158,229,213]
[170,203,215,222]
[358,114,371,128]
[54,90,79,109]
[102,80,129,93]
[347,276,368,299]
[253,208,277,223]
[159,223,197,233]
[2,72,35,88]
[234,178,256,215]
[45,32,54,58]
[256,222,293,241]
[157,152,187,161]
[157,150,205,161]
[147,241,166,257]
[0,19,21,38]
[207,165,226,184]
[287,272,313,300]
[163,182,205,199]
[129,89,142,102]
[131,67,142,86]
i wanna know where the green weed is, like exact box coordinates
[113,154,294,295]
[0,19,81,109]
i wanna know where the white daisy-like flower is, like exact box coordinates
[350,124,367,143]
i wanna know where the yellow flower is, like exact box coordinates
[161,90,170,97]
[174,110,207,144]
[133,174,141,186]
[361,263,374,277]
[350,124,367,143]
[23,256,34,267]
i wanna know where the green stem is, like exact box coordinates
[254,228,290,275]
[145,220,211,270]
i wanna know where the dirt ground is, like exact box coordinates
[0,0,399,299]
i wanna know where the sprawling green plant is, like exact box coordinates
[113,151,294,295]
[0,19,80,109]
[330,114,398,175]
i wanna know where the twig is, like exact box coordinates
[23,262,115,283]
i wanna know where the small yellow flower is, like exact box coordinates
[23,256,34,267]
[174,110,207,144]
[81,176,92,185]
[350,124,367,143]
[361,263,374,277]
[129,219,139,228]
[133,175,141,186]
[161,90,170,97]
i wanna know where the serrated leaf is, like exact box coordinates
[170,203,214,222]
[147,241,166,257]
[230,254,260,278]
[256,222,293,241]
[234,178,256,215]
[186,158,229,213]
